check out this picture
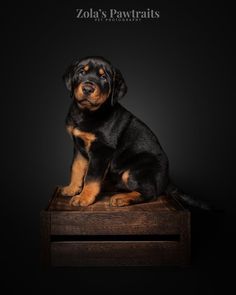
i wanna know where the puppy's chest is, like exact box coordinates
[70,127,97,152]
[68,125,117,153]
[66,113,120,152]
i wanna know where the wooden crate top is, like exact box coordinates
[47,187,185,212]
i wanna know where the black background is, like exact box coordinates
[2,1,235,294]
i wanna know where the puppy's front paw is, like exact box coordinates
[61,185,81,197]
[69,195,81,206]
[69,194,95,207]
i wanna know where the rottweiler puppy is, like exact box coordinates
[61,56,208,209]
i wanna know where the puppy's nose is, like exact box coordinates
[82,84,95,95]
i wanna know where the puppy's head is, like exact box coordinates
[63,56,127,111]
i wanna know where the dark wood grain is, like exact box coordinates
[48,187,184,212]
[51,241,186,267]
[40,187,191,267]
[50,211,184,235]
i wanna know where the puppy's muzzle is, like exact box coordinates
[82,82,96,95]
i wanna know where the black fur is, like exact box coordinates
[63,56,210,209]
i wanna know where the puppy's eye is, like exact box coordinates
[100,75,107,81]
[79,70,86,76]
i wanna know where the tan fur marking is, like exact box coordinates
[74,83,109,111]
[90,92,108,104]
[75,84,85,98]
[110,191,142,207]
[72,128,96,151]
[70,181,101,207]
[61,154,88,197]
[121,170,130,187]
[84,64,89,71]
[99,68,105,75]
[66,125,74,135]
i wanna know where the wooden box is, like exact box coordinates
[40,188,191,267]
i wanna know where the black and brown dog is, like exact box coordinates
[61,56,209,209]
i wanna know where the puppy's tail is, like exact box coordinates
[165,181,212,210]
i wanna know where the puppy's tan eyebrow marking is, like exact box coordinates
[99,68,105,75]
[84,65,89,71]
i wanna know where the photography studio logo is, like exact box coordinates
[76,8,160,22]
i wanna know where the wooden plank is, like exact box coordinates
[50,211,184,235]
[48,187,184,212]
[41,187,191,267]
[51,241,185,266]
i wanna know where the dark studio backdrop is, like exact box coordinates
[2,1,235,293]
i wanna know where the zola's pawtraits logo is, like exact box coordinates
[76,8,160,22]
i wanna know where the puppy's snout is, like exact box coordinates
[82,83,95,95]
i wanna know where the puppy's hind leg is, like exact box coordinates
[110,191,143,207]
[109,169,154,207]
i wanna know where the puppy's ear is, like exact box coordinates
[62,61,80,97]
[112,68,127,104]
